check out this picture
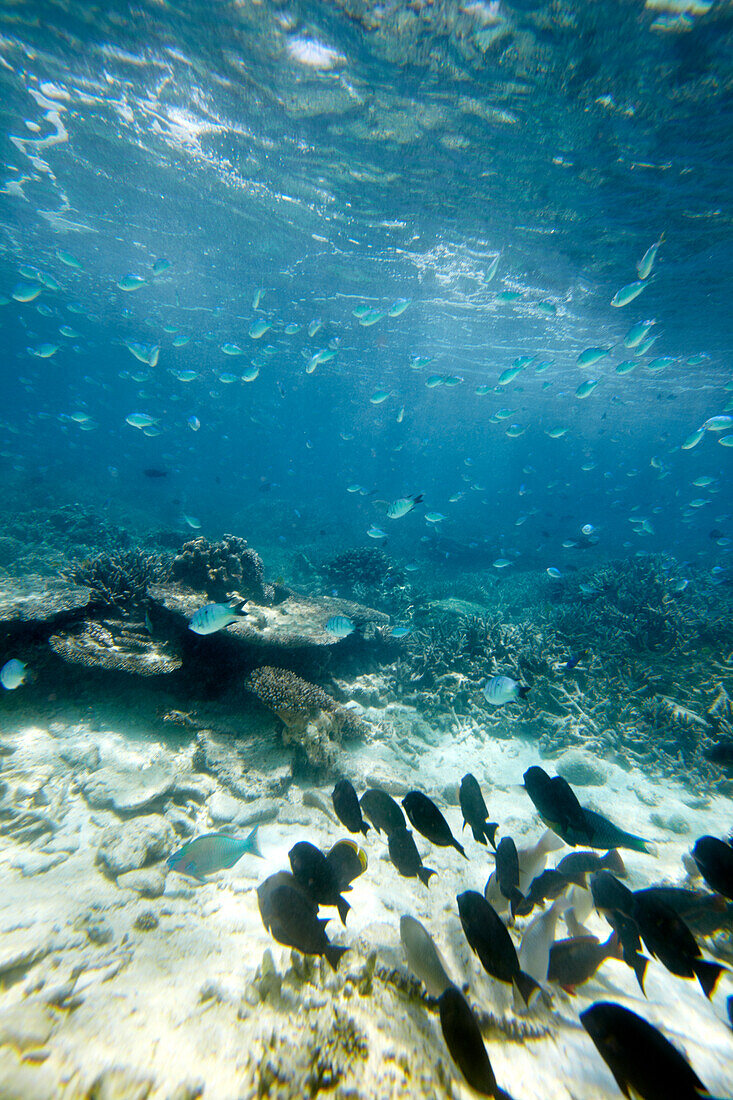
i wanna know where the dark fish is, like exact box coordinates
[564,648,588,670]
[727,994,733,1032]
[590,870,636,916]
[547,933,621,991]
[325,840,367,894]
[438,986,514,1100]
[556,848,626,886]
[456,890,540,1007]
[360,788,405,836]
[388,828,436,887]
[494,836,524,914]
[692,836,733,902]
[332,778,370,836]
[459,773,498,847]
[590,872,648,993]
[513,868,572,917]
[522,766,592,845]
[580,1001,717,1100]
[634,885,733,938]
[402,791,466,858]
[257,871,347,971]
[709,528,723,540]
[288,841,351,925]
[143,467,168,478]
[632,889,726,999]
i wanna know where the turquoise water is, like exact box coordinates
[0,3,732,1099]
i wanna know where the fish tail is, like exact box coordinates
[517,685,530,699]
[360,822,371,836]
[694,959,725,1000]
[602,849,627,876]
[514,971,541,1008]
[631,953,648,995]
[605,931,624,961]
[324,944,348,972]
[418,866,437,887]
[485,822,499,849]
[510,889,531,919]
[453,838,468,859]
[622,833,649,854]
[336,895,351,926]
[245,826,263,859]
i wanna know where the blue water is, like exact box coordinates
[0,0,731,577]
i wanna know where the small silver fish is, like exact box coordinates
[326,616,355,638]
[483,675,529,706]
[189,602,247,635]
[400,915,453,997]
[0,658,32,690]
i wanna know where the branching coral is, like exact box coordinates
[245,666,368,769]
[171,534,273,603]
[64,549,169,612]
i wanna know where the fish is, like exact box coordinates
[492,558,512,569]
[221,343,243,355]
[523,766,593,845]
[681,428,705,449]
[143,468,168,478]
[438,986,514,1100]
[0,658,32,691]
[518,898,564,986]
[546,567,562,579]
[564,648,589,670]
[325,616,355,638]
[575,378,600,399]
[512,868,573,917]
[692,836,733,902]
[325,840,367,893]
[703,414,733,431]
[459,774,498,848]
[580,1001,719,1100]
[623,319,656,348]
[400,915,453,997]
[367,525,387,540]
[332,779,370,836]
[637,233,664,280]
[387,827,436,886]
[493,836,526,915]
[370,390,390,404]
[189,602,247,635]
[167,827,262,881]
[547,932,621,991]
[485,253,501,282]
[589,873,649,992]
[615,360,637,374]
[12,283,42,302]
[556,849,626,886]
[56,248,82,269]
[577,346,611,368]
[249,319,271,339]
[390,626,412,639]
[388,298,410,317]
[611,280,646,307]
[386,494,423,519]
[360,788,405,835]
[582,809,649,853]
[117,274,146,292]
[288,841,351,925]
[633,886,733,939]
[187,415,200,431]
[631,888,725,997]
[498,366,523,385]
[483,675,529,706]
[546,427,568,438]
[457,891,541,1007]
[257,871,347,970]
[402,791,466,858]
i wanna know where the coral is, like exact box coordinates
[50,619,182,676]
[64,549,168,612]
[0,574,90,624]
[246,666,368,769]
[171,534,273,603]
[322,547,392,589]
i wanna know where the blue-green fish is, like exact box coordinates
[390,626,412,639]
[425,375,444,388]
[189,602,247,635]
[12,283,42,303]
[615,360,637,375]
[173,334,190,347]
[125,412,158,429]
[0,659,32,691]
[56,249,82,269]
[623,319,655,348]
[388,298,410,317]
[498,366,522,385]
[326,616,354,638]
[703,415,733,432]
[611,280,646,307]
[249,319,271,339]
[167,828,262,881]
[646,356,675,373]
[221,342,243,355]
[575,379,599,399]
[577,346,611,368]
[118,274,146,292]
[241,364,259,382]
[485,253,500,281]
[370,390,390,404]
[636,233,664,280]
[475,385,492,396]
[152,257,171,276]
[308,319,323,337]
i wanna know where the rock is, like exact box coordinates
[0,536,23,567]
[364,771,411,796]
[193,732,290,800]
[117,866,168,898]
[0,1046,59,1100]
[555,748,608,787]
[50,618,181,676]
[0,1003,58,1050]
[86,1066,155,1100]
[0,574,90,625]
[10,851,68,877]
[74,910,114,946]
[82,764,176,814]
[170,774,214,803]
[208,793,279,829]
[0,941,50,983]
[95,815,174,878]
[650,810,690,835]
[167,1081,204,1100]
[165,807,196,838]
[58,740,101,772]
[133,909,159,932]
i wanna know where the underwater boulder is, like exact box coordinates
[49,618,182,676]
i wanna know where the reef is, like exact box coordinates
[246,666,370,770]
[49,618,182,677]
[171,535,273,604]
[0,574,90,626]
[63,549,169,613]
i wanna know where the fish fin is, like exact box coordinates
[602,849,627,877]
[514,971,541,1008]
[605,931,624,961]
[336,895,351,926]
[468,822,485,844]
[631,954,648,995]
[245,825,263,859]
[324,944,348,972]
[694,959,725,1000]
[418,866,437,887]
[360,822,371,836]
[453,838,468,859]
[485,823,499,849]
[517,685,530,699]
[510,890,531,919]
